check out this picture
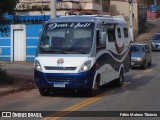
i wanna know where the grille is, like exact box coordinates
[45,66,77,71]
[155,44,160,48]
[47,76,74,82]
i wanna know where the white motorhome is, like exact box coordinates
[34,15,131,96]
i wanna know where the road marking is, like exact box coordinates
[132,74,144,79]
[144,68,152,73]
[123,82,131,87]
[132,74,141,79]
[42,90,115,120]
[136,74,143,78]
[132,68,153,79]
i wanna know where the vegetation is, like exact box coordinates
[0,0,18,84]
[0,0,19,25]
[0,0,19,16]
[0,66,14,84]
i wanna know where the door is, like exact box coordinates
[13,29,26,61]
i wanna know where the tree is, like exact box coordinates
[0,0,19,35]
[0,0,19,24]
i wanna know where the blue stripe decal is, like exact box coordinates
[96,50,130,72]
[108,50,126,61]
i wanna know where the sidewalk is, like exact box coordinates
[0,61,35,96]
[135,22,160,42]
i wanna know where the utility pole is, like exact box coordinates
[51,0,56,18]
[154,0,157,5]
[128,0,133,42]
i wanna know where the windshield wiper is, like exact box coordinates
[41,50,67,54]
[61,48,87,54]
[76,50,86,54]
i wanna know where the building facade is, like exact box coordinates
[15,0,109,16]
[15,0,147,36]
[0,0,148,62]
[110,0,147,36]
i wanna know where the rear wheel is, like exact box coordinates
[114,70,124,87]
[39,88,50,96]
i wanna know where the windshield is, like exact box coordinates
[131,45,145,52]
[38,22,94,54]
[153,34,160,40]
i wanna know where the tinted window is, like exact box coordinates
[117,28,121,38]
[153,34,160,40]
[123,28,129,38]
[131,45,145,52]
[107,29,116,42]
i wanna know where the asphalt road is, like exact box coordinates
[0,52,160,120]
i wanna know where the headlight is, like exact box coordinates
[137,58,143,61]
[35,60,42,72]
[80,60,91,72]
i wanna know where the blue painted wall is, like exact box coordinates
[26,24,42,62]
[0,24,11,61]
[0,24,42,62]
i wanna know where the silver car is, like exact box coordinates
[131,42,152,69]
[151,32,160,50]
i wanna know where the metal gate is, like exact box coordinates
[11,25,26,61]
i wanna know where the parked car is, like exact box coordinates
[151,32,160,51]
[131,41,152,69]
[147,5,160,19]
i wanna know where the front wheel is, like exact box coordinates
[148,58,152,67]
[39,88,50,96]
[88,80,100,97]
[143,60,147,69]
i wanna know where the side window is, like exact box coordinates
[123,28,129,38]
[107,28,116,42]
[117,28,121,38]
[96,30,106,50]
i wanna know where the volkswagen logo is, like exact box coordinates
[57,58,64,64]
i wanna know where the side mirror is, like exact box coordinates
[99,32,107,44]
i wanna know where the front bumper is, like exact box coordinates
[34,69,95,89]
[131,60,143,67]
[152,44,160,50]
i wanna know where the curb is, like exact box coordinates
[0,74,35,97]
[0,86,35,97]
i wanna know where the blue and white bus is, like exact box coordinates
[34,15,131,96]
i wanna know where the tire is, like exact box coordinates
[88,80,100,97]
[39,88,50,96]
[143,60,147,69]
[114,70,124,87]
[148,58,152,67]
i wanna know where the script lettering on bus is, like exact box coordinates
[73,23,91,28]
[48,23,68,29]
[48,23,91,29]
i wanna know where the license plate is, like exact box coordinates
[131,62,134,65]
[54,84,65,88]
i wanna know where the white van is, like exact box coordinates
[34,15,131,96]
